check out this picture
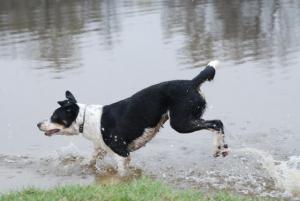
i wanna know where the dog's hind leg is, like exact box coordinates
[212,131,228,157]
[170,116,228,157]
[200,120,229,157]
[170,115,224,133]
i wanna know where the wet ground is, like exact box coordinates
[1,0,300,199]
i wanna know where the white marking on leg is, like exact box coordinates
[213,131,229,157]
[213,131,227,157]
[114,154,130,176]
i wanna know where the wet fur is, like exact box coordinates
[38,60,228,175]
[100,64,218,157]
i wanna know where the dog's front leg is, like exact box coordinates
[113,154,130,177]
[89,145,107,167]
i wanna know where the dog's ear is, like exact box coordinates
[58,100,69,106]
[65,90,77,103]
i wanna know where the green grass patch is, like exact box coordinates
[0,177,274,201]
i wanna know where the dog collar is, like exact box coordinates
[79,105,87,133]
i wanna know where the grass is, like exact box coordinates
[0,177,274,201]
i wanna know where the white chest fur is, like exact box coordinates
[77,104,108,150]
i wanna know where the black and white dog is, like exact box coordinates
[37,60,228,175]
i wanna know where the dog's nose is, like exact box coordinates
[37,122,42,128]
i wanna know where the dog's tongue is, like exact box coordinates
[45,129,60,136]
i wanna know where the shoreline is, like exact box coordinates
[0,177,276,201]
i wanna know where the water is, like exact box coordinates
[238,148,300,197]
[1,0,300,199]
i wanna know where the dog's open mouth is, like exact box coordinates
[45,129,60,136]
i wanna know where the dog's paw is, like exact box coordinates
[221,144,229,157]
[213,145,221,157]
[213,144,229,158]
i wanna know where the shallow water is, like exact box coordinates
[1,0,300,199]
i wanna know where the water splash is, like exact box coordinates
[54,142,83,157]
[237,148,300,197]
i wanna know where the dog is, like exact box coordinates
[37,60,228,175]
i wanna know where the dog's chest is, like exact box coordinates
[81,105,106,147]
[128,113,169,151]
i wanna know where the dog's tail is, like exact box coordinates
[191,60,219,87]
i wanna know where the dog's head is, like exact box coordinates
[37,91,80,136]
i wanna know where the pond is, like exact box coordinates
[0,0,300,199]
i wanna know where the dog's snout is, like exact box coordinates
[37,122,42,128]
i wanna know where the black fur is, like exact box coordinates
[101,66,224,157]
[51,91,79,128]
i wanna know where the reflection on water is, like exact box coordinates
[162,0,300,65]
[1,0,300,71]
[0,0,122,71]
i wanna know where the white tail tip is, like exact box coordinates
[207,60,219,69]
